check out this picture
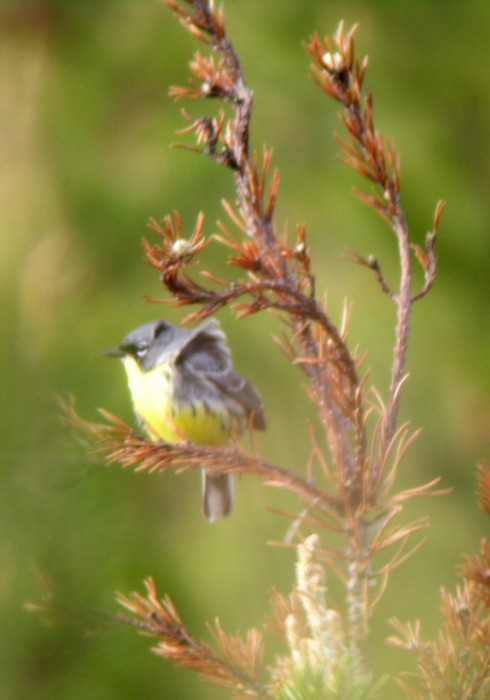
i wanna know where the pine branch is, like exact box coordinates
[62,3,448,694]
[118,578,272,699]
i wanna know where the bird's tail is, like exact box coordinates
[202,470,234,522]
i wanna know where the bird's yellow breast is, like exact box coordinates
[122,356,231,446]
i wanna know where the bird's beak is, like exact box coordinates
[101,347,125,358]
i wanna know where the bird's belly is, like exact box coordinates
[172,401,231,446]
[123,357,177,442]
[123,357,233,445]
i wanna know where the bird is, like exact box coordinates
[106,318,265,521]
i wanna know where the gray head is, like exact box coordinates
[113,320,189,372]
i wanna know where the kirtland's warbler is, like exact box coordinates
[107,319,265,521]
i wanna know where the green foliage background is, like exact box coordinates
[1,2,488,698]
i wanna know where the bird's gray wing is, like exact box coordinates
[175,320,266,430]
[175,320,230,372]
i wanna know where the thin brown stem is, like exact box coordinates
[383,213,412,453]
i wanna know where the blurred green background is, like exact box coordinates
[1,1,489,698]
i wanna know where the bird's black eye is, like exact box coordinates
[134,342,149,359]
